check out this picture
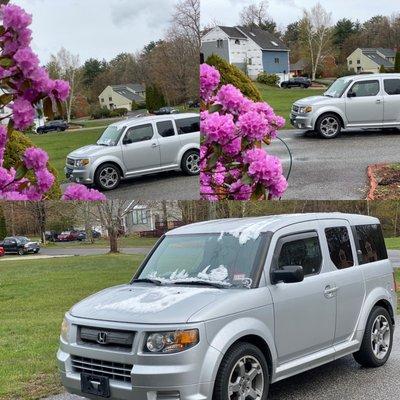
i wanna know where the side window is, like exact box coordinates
[325,227,354,269]
[384,79,400,95]
[157,121,175,138]
[3,239,11,245]
[124,124,154,144]
[275,234,322,277]
[349,80,380,97]
[354,224,388,264]
[175,117,200,135]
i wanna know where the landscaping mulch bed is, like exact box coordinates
[367,163,400,200]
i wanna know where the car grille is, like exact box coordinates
[292,105,299,113]
[78,326,135,352]
[71,356,132,383]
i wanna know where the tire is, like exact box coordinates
[94,163,121,191]
[181,150,200,176]
[18,248,24,256]
[315,113,342,139]
[353,306,393,368]
[213,342,269,400]
[56,128,62,132]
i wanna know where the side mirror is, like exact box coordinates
[271,265,304,284]
[123,137,132,145]
[347,91,356,98]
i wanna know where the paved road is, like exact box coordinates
[268,128,400,200]
[46,317,400,400]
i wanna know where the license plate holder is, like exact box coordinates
[81,373,110,398]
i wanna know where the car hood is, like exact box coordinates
[294,95,337,106]
[25,241,39,246]
[70,284,228,324]
[68,144,112,158]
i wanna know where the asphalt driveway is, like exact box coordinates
[46,317,400,400]
[268,128,400,200]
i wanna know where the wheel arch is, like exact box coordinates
[93,159,125,179]
[313,109,346,130]
[178,145,200,168]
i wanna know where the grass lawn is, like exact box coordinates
[385,237,400,250]
[0,254,143,400]
[28,128,103,181]
[255,83,325,129]
[70,117,125,129]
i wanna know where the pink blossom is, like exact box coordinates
[0,167,16,187]
[1,4,32,31]
[62,184,106,201]
[201,112,236,144]
[237,111,269,141]
[0,126,7,164]
[212,162,226,186]
[23,147,49,170]
[200,63,220,101]
[215,84,246,115]
[53,79,70,101]
[31,67,55,94]
[35,168,55,192]
[269,175,288,198]
[13,47,39,77]
[229,181,252,201]
[11,98,36,130]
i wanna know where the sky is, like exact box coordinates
[14,0,177,65]
[201,0,400,30]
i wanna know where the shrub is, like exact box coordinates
[112,108,128,117]
[380,65,386,73]
[4,130,61,199]
[90,105,111,120]
[131,101,139,111]
[146,85,166,113]
[256,72,280,86]
[206,54,261,102]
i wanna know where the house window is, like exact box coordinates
[217,39,223,48]
[274,57,280,64]
[357,60,360,64]
[248,58,253,65]
[349,60,353,65]
[109,97,112,101]
[132,210,150,225]
[235,39,240,45]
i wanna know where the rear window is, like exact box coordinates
[384,79,400,95]
[354,224,388,264]
[175,117,200,135]
[325,227,354,269]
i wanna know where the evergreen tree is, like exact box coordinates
[394,50,400,73]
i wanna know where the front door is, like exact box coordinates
[267,222,336,365]
[121,123,161,173]
[155,120,181,166]
[319,220,365,345]
[345,79,384,126]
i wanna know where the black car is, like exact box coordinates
[0,236,40,256]
[77,230,101,241]
[36,120,69,134]
[281,77,311,89]
[45,230,59,242]
[153,107,178,115]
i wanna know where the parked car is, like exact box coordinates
[153,107,178,115]
[36,120,69,134]
[0,246,4,257]
[57,230,80,242]
[65,113,200,191]
[77,230,101,241]
[290,73,400,138]
[281,77,311,89]
[0,236,40,256]
[45,230,60,242]
[58,213,396,400]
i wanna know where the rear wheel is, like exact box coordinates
[181,150,200,176]
[353,306,393,368]
[316,113,341,139]
[18,248,24,256]
[94,163,121,191]
[213,342,269,400]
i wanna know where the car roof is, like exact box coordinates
[340,73,400,82]
[166,213,379,235]
[110,113,199,129]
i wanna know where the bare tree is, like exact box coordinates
[299,2,333,81]
[239,1,269,27]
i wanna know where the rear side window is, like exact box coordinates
[384,79,400,95]
[325,227,354,269]
[175,117,200,135]
[276,234,322,277]
[349,80,379,97]
[157,121,175,138]
[354,224,388,264]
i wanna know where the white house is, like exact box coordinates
[347,48,396,74]
[99,83,146,111]
[201,25,290,81]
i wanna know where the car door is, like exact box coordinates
[319,220,365,346]
[267,222,336,365]
[155,120,181,167]
[121,123,161,173]
[175,116,200,147]
[382,77,400,124]
[344,79,384,126]
[4,238,17,253]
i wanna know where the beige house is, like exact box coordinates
[347,48,395,74]
[98,83,146,111]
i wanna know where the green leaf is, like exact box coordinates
[251,183,266,200]
[0,93,12,106]
[0,27,5,36]
[208,103,223,114]
[7,120,14,135]
[0,58,14,68]
[241,173,253,185]
[15,163,28,181]
[207,152,219,169]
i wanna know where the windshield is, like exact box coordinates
[16,237,29,244]
[136,233,265,288]
[97,126,124,146]
[324,78,352,98]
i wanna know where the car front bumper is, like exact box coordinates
[65,166,94,185]
[290,112,314,130]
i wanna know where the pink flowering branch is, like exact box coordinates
[200,63,288,201]
[0,3,105,201]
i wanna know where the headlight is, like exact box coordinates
[299,106,312,113]
[145,329,199,354]
[74,159,90,168]
[60,317,70,342]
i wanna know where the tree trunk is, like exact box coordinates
[108,229,119,253]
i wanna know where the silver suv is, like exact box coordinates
[65,113,200,191]
[58,213,396,400]
[290,73,400,138]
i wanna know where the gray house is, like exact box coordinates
[201,25,290,81]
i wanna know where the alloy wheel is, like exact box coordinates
[320,117,339,137]
[228,356,264,400]
[371,315,391,360]
[186,153,200,174]
[99,167,119,189]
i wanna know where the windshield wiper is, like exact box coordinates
[172,280,228,288]
[131,278,162,286]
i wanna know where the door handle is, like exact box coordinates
[151,143,159,148]
[324,285,338,298]
[376,99,382,104]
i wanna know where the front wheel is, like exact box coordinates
[316,113,341,139]
[213,342,269,400]
[353,306,393,368]
[18,248,25,256]
[181,150,200,176]
[94,163,121,191]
